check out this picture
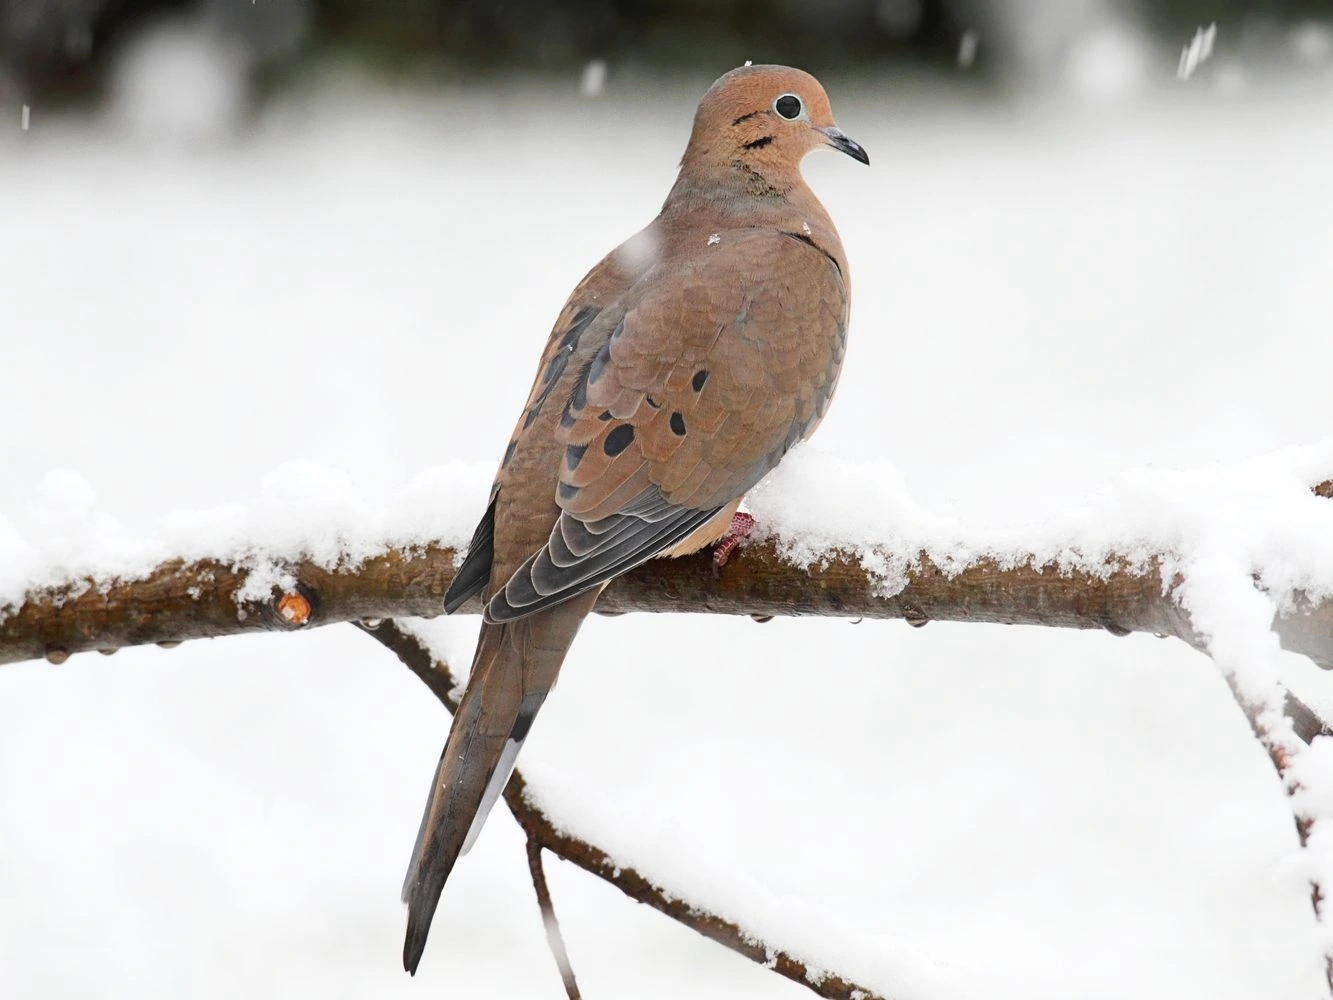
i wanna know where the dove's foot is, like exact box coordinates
[712,512,756,572]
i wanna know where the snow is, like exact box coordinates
[1292,23,1333,64]
[581,60,608,98]
[1065,22,1153,100]
[957,30,980,69]
[109,18,249,141]
[1179,24,1218,82]
[741,440,1333,609]
[4,64,1333,999]
[0,461,490,615]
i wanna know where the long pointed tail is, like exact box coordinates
[400,596,594,974]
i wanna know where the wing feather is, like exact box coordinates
[488,228,848,625]
[488,497,721,622]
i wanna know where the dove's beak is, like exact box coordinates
[817,126,870,165]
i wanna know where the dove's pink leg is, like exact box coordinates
[712,512,756,570]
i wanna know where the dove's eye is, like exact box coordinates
[773,94,803,120]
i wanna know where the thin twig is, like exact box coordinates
[1286,691,1333,745]
[503,769,886,1000]
[359,620,889,1000]
[1238,482,1333,990]
[1225,677,1332,991]
[526,837,582,1000]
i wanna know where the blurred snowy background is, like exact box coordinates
[4,0,1333,997]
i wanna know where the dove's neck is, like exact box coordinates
[665,151,806,206]
[665,163,833,227]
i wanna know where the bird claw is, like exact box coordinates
[712,512,756,573]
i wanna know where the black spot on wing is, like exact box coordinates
[558,482,578,501]
[564,443,587,470]
[692,369,709,392]
[603,424,635,457]
[528,307,601,431]
[587,344,610,385]
[443,490,497,614]
[502,439,517,469]
[526,369,563,429]
[670,412,686,436]
[560,360,594,428]
[560,306,599,351]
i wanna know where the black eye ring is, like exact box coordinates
[774,93,803,120]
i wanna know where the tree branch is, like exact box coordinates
[7,520,1331,743]
[526,838,582,1000]
[1226,676,1333,990]
[10,478,1329,666]
[361,621,887,1000]
[6,536,1333,670]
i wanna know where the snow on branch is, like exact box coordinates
[3,510,1332,675]
[3,457,1331,757]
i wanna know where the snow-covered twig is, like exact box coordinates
[1180,564,1333,990]
[361,621,889,1000]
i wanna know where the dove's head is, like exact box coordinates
[675,64,868,199]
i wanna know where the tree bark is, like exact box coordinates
[4,539,1331,668]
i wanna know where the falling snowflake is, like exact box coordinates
[580,60,607,98]
[1178,23,1216,81]
[958,30,980,68]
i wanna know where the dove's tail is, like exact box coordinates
[401,594,595,974]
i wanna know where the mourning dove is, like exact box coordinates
[402,63,867,973]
